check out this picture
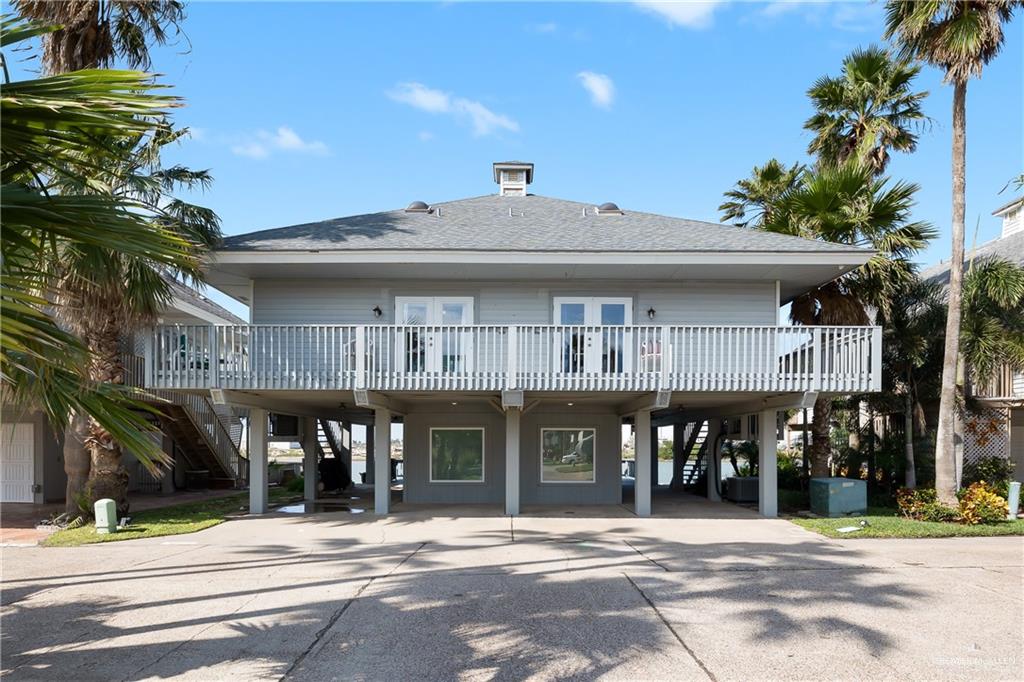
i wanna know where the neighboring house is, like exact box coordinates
[921,196,1024,478]
[142,161,881,517]
[0,277,247,505]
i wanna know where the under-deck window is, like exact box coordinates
[430,427,485,482]
[541,428,596,483]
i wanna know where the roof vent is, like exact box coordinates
[405,200,430,213]
[493,161,534,197]
[596,202,623,215]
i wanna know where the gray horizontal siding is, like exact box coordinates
[399,402,623,506]
[251,279,778,326]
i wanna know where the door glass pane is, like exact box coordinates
[600,303,626,325]
[431,428,484,482]
[600,304,626,372]
[401,303,428,325]
[559,303,586,373]
[559,303,585,325]
[541,428,596,482]
[440,303,467,325]
[439,303,468,372]
[401,302,428,371]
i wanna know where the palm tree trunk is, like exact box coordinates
[84,313,130,515]
[935,80,967,506]
[63,412,91,517]
[810,397,832,478]
[903,386,916,489]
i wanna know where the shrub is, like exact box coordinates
[957,481,1008,525]
[777,449,804,490]
[962,456,1014,498]
[896,488,959,523]
[285,476,305,493]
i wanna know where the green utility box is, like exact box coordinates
[810,478,867,518]
[94,498,117,534]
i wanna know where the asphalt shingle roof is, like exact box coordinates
[920,230,1024,288]
[221,194,865,254]
[164,274,246,324]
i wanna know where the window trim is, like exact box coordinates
[429,426,486,483]
[540,427,597,484]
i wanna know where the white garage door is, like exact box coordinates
[1,423,35,502]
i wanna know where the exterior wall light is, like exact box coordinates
[647,307,656,320]
[372,305,383,318]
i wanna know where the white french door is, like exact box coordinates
[553,297,633,374]
[395,297,474,373]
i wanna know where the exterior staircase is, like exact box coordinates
[124,353,246,487]
[676,420,709,490]
[155,393,244,488]
[317,419,348,460]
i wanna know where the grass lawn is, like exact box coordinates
[791,506,1024,539]
[43,488,300,547]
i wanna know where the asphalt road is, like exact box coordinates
[2,498,1022,681]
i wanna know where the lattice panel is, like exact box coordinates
[961,406,1010,464]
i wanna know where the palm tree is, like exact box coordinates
[879,279,946,488]
[961,258,1024,391]
[10,2,212,515]
[53,123,220,512]
[12,0,185,73]
[719,159,805,228]
[2,15,194,495]
[762,163,935,476]
[885,0,1020,505]
[805,45,928,173]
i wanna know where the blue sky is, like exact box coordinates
[8,2,1022,319]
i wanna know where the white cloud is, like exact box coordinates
[387,82,519,137]
[527,21,558,33]
[577,71,615,109]
[744,1,881,32]
[230,126,328,159]
[633,1,726,30]
[418,131,435,142]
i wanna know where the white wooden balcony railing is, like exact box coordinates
[146,324,881,394]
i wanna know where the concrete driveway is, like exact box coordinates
[1,498,1022,681]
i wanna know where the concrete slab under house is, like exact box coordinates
[143,161,882,519]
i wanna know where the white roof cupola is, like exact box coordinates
[493,161,534,196]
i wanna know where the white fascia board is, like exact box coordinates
[212,249,872,267]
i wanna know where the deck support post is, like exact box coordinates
[341,421,353,487]
[505,408,521,516]
[671,423,685,491]
[365,423,375,485]
[758,409,778,518]
[635,410,652,517]
[374,408,391,515]
[705,417,721,502]
[249,408,268,514]
[303,417,318,502]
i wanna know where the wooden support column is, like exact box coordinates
[671,423,685,491]
[759,409,778,518]
[303,417,318,502]
[365,422,375,485]
[374,408,391,515]
[341,421,353,487]
[635,411,652,517]
[705,418,721,502]
[249,408,268,514]
[651,425,659,487]
[505,408,521,516]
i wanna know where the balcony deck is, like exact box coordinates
[145,324,881,394]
